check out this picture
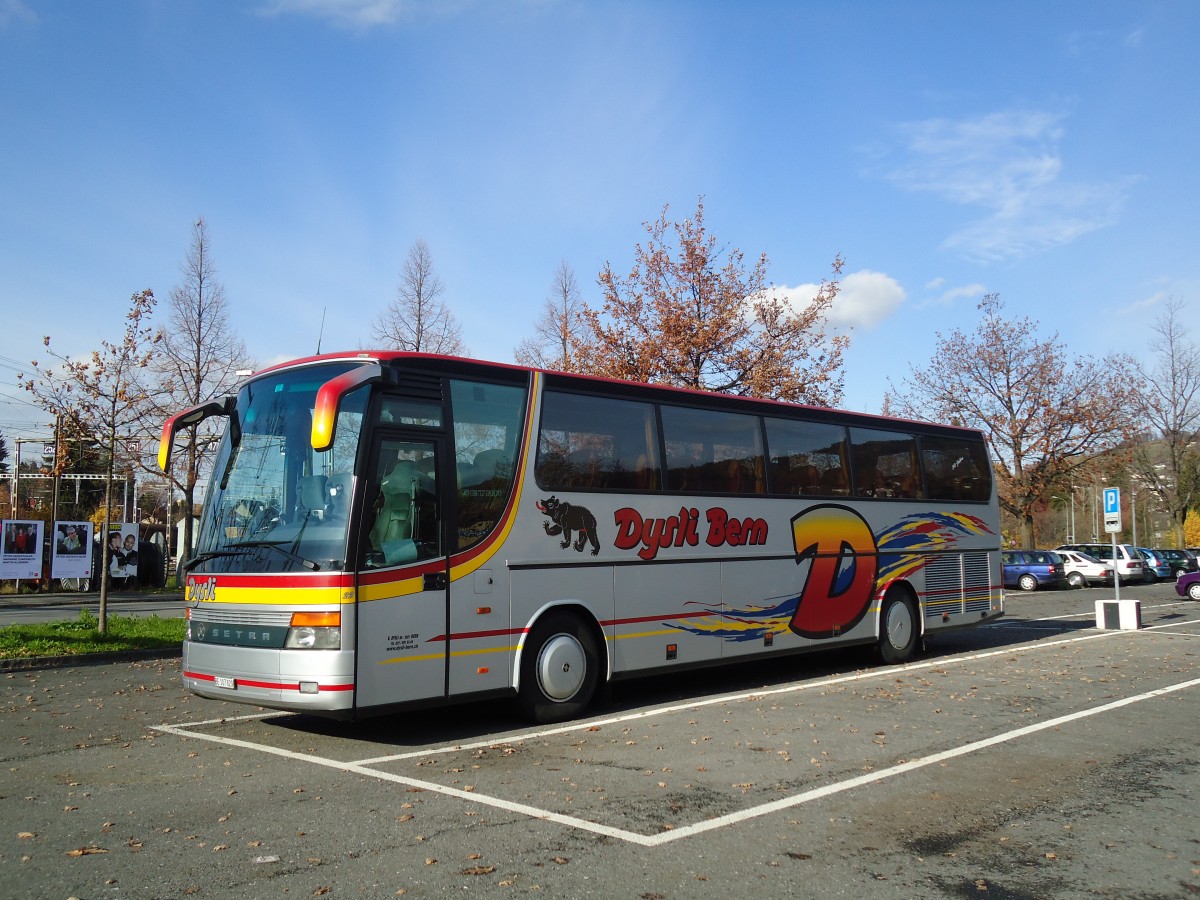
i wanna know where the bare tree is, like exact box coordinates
[21,290,161,631]
[140,217,254,568]
[370,239,467,355]
[514,260,584,370]
[886,294,1139,546]
[1131,297,1200,547]
[572,198,847,405]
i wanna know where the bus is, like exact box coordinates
[159,351,1002,723]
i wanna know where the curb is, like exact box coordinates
[0,647,182,673]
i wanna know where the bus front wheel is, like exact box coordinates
[878,589,918,665]
[518,611,600,724]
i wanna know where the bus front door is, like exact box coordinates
[355,436,449,711]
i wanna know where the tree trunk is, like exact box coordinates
[1020,511,1035,549]
[98,425,115,634]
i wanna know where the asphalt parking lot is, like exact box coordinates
[2,583,1197,899]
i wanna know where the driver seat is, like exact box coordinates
[369,460,419,565]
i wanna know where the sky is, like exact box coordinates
[2,0,1198,449]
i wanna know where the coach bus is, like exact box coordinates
[159,352,1002,723]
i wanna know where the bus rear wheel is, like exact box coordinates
[518,611,600,724]
[878,589,918,665]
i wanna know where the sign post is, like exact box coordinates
[1104,487,1122,603]
[1095,486,1142,629]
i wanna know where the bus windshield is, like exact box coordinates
[191,362,368,574]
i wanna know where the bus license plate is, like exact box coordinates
[214,675,236,689]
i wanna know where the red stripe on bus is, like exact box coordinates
[602,610,720,627]
[425,626,526,643]
[183,671,354,692]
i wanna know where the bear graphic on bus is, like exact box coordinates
[536,496,601,555]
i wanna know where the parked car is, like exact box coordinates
[1002,550,1068,592]
[1157,548,1197,578]
[1055,544,1144,584]
[1136,548,1172,583]
[1055,550,1113,588]
[1174,570,1200,601]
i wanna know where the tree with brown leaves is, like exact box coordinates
[886,293,1139,547]
[572,198,847,406]
[21,290,162,631]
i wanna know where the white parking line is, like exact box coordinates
[151,622,1200,847]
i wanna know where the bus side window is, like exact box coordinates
[921,435,990,502]
[451,379,527,550]
[535,390,660,493]
[763,418,849,497]
[849,427,921,498]
[660,405,764,494]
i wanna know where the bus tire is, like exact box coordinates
[877,588,918,665]
[518,611,600,724]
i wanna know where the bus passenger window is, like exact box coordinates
[536,390,660,493]
[920,435,991,502]
[660,405,764,494]
[849,427,923,499]
[763,418,849,496]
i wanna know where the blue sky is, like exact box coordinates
[2,0,1197,445]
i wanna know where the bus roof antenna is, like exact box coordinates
[316,307,327,354]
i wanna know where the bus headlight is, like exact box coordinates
[285,612,341,650]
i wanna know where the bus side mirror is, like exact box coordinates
[159,396,236,471]
[311,364,389,452]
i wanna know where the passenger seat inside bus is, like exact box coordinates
[298,475,328,518]
[369,461,420,565]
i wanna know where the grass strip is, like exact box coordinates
[0,609,185,659]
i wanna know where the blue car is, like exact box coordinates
[1002,550,1068,592]
[1136,548,1172,583]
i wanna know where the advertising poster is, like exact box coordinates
[105,523,139,585]
[51,521,93,580]
[1,519,45,580]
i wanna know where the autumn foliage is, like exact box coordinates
[887,294,1139,546]
[570,198,848,407]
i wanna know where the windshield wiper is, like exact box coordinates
[229,540,321,571]
[182,548,255,574]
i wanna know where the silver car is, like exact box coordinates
[1056,549,1113,588]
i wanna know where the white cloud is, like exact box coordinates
[884,110,1137,262]
[779,269,906,330]
[0,0,36,26]
[256,0,520,28]
[917,282,987,309]
[256,0,417,27]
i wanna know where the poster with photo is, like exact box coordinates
[51,521,93,580]
[1,519,45,580]
[105,523,139,584]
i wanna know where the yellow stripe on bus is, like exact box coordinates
[376,644,521,665]
[357,577,427,603]
[200,586,350,605]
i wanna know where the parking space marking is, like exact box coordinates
[151,622,1200,847]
